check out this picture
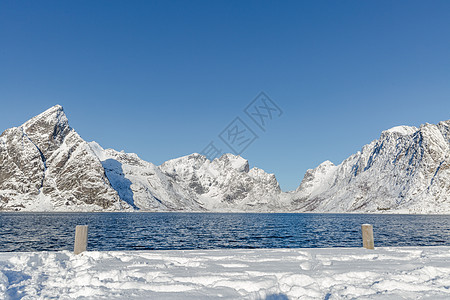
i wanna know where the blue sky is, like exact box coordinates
[1,0,449,191]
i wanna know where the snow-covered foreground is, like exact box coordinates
[1,247,449,299]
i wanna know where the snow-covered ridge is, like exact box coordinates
[293,121,450,214]
[0,105,449,213]
[0,105,130,211]
[382,125,418,136]
[0,104,284,212]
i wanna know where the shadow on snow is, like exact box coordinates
[102,158,138,210]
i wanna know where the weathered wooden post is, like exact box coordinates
[74,225,88,254]
[361,224,374,249]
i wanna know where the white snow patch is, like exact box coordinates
[1,247,449,299]
[383,125,417,136]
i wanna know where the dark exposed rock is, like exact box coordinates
[0,105,130,211]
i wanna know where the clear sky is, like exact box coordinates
[1,0,449,191]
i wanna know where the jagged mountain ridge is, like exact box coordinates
[88,142,287,212]
[292,122,450,214]
[0,105,285,211]
[0,105,449,213]
[0,105,131,211]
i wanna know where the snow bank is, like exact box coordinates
[1,247,449,299]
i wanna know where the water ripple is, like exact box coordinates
[0,212,449,252]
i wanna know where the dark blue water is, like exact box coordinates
[0,213,449,252]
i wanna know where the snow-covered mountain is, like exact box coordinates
[0,105,285,212]
[88,143,287,212]
[159,153,287,211]
[88,142,204,211]
[0,105,449,213]
[0,105,131,211]
[292,122,450,214]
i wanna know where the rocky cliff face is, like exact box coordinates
[88,143,285,212]
[0,106,130,211]
[159,153,285,211]
[1,105,449,213]
[88,142,204,211]
[292,122,450,214]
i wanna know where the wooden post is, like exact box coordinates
[74,225,88,254]
[361,224,374,249]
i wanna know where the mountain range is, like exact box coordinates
[0,105,448,213]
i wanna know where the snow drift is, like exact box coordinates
[1,247,449,299]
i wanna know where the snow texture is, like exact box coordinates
[1,247,449,299]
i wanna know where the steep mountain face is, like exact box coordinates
[292,122,450,214]
[159,153,286,211]
[0,106,131,211]
[88,143,286,212]
[88,142,204,211]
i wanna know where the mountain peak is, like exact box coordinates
[21,105,71,158]
[439,119,450,126]
[48,104,63,112]
[22,105,67,129]
[215,153,249,173]
[382,125,418,136]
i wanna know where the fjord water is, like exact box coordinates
[0,213,449,252]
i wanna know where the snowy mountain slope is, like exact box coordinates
[88,142,205,211]
[88,144,287,212]
[0,105,131,211]
[159,153,287,211]
[292,121,450,214]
